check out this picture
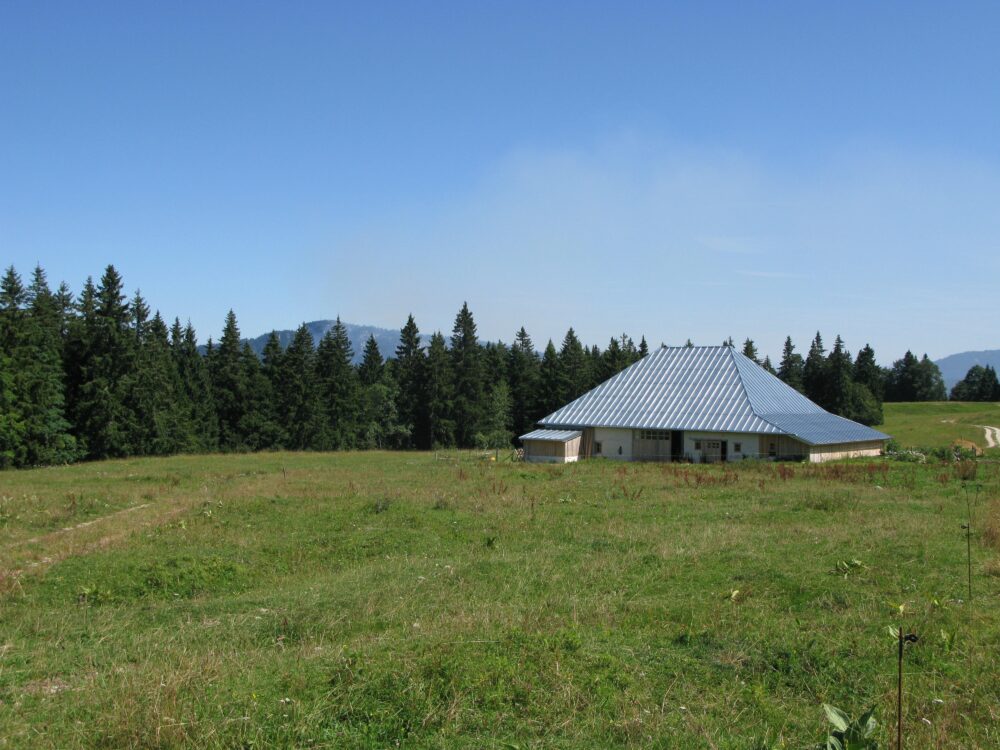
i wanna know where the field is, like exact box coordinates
[880,402,1000,453]
[1,452,999,749]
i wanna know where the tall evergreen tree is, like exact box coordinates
[803,332,829,407]
[126,312,189,455]
[761,355,776,375]
[76,265,136,458]
[394,315,426,448]
[638,336,649,358]
[209,310,249,450]
[537,340,562,417]
[777,336,805,393]
[171,320,217,451]
[358,335,384,387]
[741,338,760,363]
[315,317,358,449]
[277,324,322,449]
[449,303,483,447]
[478,380,513,449]
[601,336,627,381]
[558,327,589,402]
[853,344,884,402]
[507,327,539,440]
[423,331,455,448]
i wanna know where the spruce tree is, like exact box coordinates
[358,335,384,387]
[601,336,626,381]
[210,310,249,450]
[127,312,188,455]
[638,336,649,358]
[761,356,776,375]
[450,303,483,447]
[75,265,136,458]
[558,328,589,402]
[538,340,563,417]
[394,315,425,448]
[802,332,829,407]
[423,331,455,448]
[277,324,321,449]
[853,344,884,402]
[315,317,358,449]
[777,336,805,393]
[478,380,513,449]
[238,341,282,449]
[507,327,539,439]
[172,320,217,451]
[825,335,854,416]
[741,338,760,363]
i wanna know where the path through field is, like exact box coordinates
[980,425,1000,448]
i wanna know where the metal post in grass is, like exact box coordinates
[896,625,918,750]
[961,482,980,603]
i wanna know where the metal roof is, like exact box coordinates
[519,429,582,442]
[539,346,889,446]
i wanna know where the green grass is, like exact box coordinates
[879,401,1000,452]
[1,452,999,748]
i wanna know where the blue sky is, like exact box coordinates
[2,2,998,362]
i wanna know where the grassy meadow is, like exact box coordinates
[1,451,999,748]
[880,401,1000,453]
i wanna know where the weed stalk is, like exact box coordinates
[896,626,918,750]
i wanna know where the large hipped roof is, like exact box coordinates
[539,346,889,446]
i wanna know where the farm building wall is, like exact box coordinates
[593,428,633,460]
[807,441,885,463]
[684,432,757,462]
[523,436,581,463]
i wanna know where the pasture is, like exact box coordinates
[1,452,998,748]
[880,401,1000,453]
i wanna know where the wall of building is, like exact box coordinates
[808,441,885,463]
[758,434,809,461]
[683,432,759,462]
[523,437,581,463]
[593,427,633,460]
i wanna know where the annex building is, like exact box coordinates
[520,345,889,464]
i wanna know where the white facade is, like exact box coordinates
[593,427,633,460]
[684,432,758,463]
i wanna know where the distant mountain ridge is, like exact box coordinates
[244,321,428,364]
[935,349,1000,390]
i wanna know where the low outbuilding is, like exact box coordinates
[520,345,889,463]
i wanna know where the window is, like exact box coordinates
[734,442,742,453]
[694,441,702,450]
[639,429,670,441]
[768,441,777,458]
[593,441,602,455]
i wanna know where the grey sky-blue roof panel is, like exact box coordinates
[539,345,890,445]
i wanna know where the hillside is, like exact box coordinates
[879,401,1000,452]
[935,349,1000,390]
[243,320,425,363]
[1,453,998,747]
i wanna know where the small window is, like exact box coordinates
[734,442,742,453]
[768,441,777,458]
[694,440,702,450]
[593,441,602,455]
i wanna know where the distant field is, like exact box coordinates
[1,452,998,748]
[879,401,1000,452]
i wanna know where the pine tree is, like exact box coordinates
[558,328,589,402]
[424,331,455,448]
[172,320,217,451]
[450,303,483,447]
[638,336,649,358]
[853,344,884,402]
[210,310,249,450]
[75,265,136,458]
[777,336,805,393]
[394,315,425,448]
[538,340,563,417]
[478,380,513,449]
[741,338,760,363]
[238,341,281,449]
[825,335,853,415]
[803,332,828,407]
[277,324,322,449]
[601,336,626,381]
[358,335,384,387]
[761,356,776,375]
[0,349,24,468]
[126,312,188,454]
[315,317,358,449]
[507,327,540,439]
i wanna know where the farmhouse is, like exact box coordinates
[521,345,889,463]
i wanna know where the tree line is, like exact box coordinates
[0,263,958,469]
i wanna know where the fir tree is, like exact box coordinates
[537,340,563,417]
[777,336,804,393]
[803,332,829,407]
[424,331,455,448]
[315,318,358,449]
[741,338,760,363]
[210,310,249,450]
[358,335,384,387]
[558,328,589,402]
[394,315,425,448]
[477,380,513,449]
[853,344,884,402]
[277,324,321,449]
[126,312,189,455]
[638,336,649,358]
[601,336,626,381]
[507,327,539,440]
[450,303,483,447]
[761,355,776,375]
[172,320,217,451]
